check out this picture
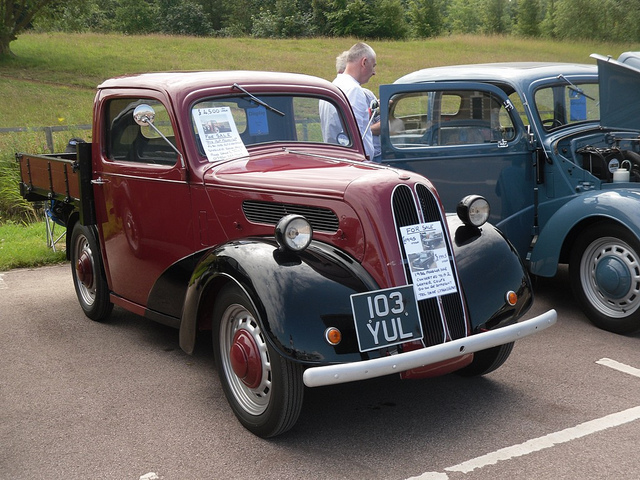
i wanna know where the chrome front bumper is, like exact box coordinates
[303,309,557,387]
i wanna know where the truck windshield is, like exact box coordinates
[534,81,600,131]
[191,95,351,158]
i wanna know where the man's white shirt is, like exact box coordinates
[333,73,375,161]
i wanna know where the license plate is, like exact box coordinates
[350,285,423,352]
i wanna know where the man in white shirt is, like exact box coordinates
[320,42,378,161]
[362,87,381,162]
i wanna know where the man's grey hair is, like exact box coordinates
[336,50,348,73]
[346,42,375,63]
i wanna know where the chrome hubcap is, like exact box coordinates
[581,236,640,317]
[74,234,96,306]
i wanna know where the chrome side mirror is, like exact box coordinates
[133,104,156,126]
[132,103,185,168]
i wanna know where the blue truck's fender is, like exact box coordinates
[529,189,640,277]
[179,239,377,365]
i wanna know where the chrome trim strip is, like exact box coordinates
[302,309,557,387]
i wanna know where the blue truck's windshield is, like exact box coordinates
[533,82,600,131]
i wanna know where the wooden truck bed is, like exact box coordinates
[17,143,95,226]
[17,152,80,204]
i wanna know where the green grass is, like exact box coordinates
[3,33,639,86]
[0,77,94,128]
[0,32,639,270]
[2,33,638,141]
[0,221,67,271]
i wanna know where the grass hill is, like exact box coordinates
[1,32,638,139]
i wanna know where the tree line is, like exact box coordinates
[3,0,640,57]
[32,0,640,41]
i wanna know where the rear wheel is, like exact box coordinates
[70,223,113,321]
[456,342,514,377]
[212,284,304,437]
[570,223,640,334]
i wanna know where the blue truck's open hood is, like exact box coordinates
[592,52,640,131]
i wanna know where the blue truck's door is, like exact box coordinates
[379,81,535,257]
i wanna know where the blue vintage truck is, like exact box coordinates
[378,52,640,334]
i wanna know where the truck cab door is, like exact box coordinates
[379,81,534,258]
[93,94,194,312]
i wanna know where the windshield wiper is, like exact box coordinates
[232,83,285,116]
[557,74,596,101]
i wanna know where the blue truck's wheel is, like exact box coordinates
[570,222,640,334]
[70,223,113,321]
[212,284,304,437]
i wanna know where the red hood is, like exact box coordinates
[203,146,413,199]
[201,145,435,288]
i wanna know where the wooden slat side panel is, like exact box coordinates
[17,153,80,201]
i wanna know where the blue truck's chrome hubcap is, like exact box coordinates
[581,236,640,317]
[595,255,631,299]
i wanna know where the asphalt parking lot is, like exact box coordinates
[1,263,639,479]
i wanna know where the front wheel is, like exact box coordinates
[212,284,304,438]
[456,342,514,377]
[70,223,113,321]
[570,223,640,334]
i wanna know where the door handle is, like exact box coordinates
[91,176,109,185]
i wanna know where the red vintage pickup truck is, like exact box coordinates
[17,71,555,437]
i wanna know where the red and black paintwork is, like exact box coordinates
[18,71,532,369]
[17,71,541,406]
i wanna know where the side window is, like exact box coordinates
[389,90,516,148]
[107,98,177,165]
[509,92,529,128]
[441,93,463,116]
[389,93,431,136]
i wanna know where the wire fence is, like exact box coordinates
[0,125,91,153]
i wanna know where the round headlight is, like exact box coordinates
[275,215,312,252]
[457,195,490,227]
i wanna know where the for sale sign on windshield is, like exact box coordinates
[400,222,457,300]
[192,106,249,162]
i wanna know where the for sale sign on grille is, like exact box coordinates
[400,222,457,300]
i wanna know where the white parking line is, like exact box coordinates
[407,359,640,480]
[0,274,7,289]
[139,473,159,480]
[596,357,640,378]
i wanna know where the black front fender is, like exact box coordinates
[179,239,378,365]
[447,215,532,332]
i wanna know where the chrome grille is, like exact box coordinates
[243,200,340,233]
[392,184,468,346]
